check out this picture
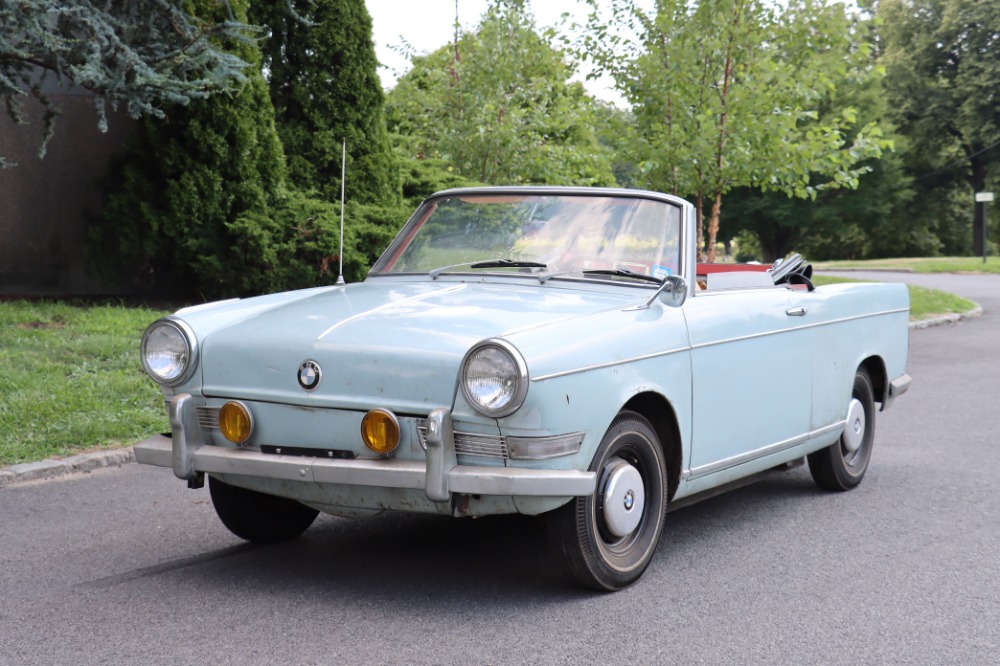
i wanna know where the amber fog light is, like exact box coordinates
[219,401,253,444]
[361,409,400,455]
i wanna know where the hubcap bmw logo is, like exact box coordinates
[297,360,322,391]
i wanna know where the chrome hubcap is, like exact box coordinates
[602,458,645,538]
[843,398,866,453]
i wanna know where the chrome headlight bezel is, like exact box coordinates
[460,339,529,418]
[140,317,198,387]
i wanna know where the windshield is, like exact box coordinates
[372,193,682,280]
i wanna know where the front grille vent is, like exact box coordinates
[416,420,510,459]
[197,406,220,430]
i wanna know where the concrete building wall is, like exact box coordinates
[0,86,134,295]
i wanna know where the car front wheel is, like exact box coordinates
[549,410,668,591]
[208,476,319,543]
[808,367,876,491]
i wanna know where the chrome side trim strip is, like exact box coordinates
[690,308,910,351]
[532,346,691,382]
[501,305,622,337]
[532,307,908,382]
[683,421,845,481]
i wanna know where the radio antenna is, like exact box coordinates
[336,139,346,286]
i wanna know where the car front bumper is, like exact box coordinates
[133,394,596,503]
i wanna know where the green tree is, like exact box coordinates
[386,0,616,187]
[580,0,889,261]
[1,0,251,167]
[89,0,298,298]
[88,0,408,297]
[722,28,926,263]
[249,0,397,204]
[723,145,931,263]
[880,0,1000,253]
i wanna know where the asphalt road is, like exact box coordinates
[2,272,998,665]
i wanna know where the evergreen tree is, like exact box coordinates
[1,0,252,167]
[89,0,406,297]
[249,0,398,204]
[89,0,295,298]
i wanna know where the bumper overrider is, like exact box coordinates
[133,394,597,503]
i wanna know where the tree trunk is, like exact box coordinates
[694,191,705,263]
[706,191,722,263]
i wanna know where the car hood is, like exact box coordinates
[198,279,634,412]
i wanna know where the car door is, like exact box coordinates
[682,286,814,482]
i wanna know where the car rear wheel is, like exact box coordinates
[549,411,668,591]
[808,367,876,491]
[208,476,319,543]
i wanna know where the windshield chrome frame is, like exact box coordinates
[368,186,692,291]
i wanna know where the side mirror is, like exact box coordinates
[626,275,688,311]
[655,275,688,308]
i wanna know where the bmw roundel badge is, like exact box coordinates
[297,360,322,391]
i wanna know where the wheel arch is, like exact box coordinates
[859,355,888,408]
[622,391,682,503]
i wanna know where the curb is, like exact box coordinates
[908,304,983,329]
[0,304,985,488]
[0,447,135,488]
[817,267,916,273]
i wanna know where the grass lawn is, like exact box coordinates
[814,256,1000,274]
[0,301,170,466]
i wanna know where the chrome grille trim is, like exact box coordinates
[197,406,220,430]
[454,433,511,459]
[416,421,509,459]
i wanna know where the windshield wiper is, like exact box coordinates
[471,259,547,270]
[582,268,664,284]
[429,259,547,279]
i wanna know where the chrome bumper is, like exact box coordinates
[883,373,912,410]
[133,394,596,502]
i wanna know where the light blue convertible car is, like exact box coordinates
[135,186,911,590]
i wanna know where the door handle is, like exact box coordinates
[786,306,808,317]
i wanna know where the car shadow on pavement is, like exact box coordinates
[84,466,830,604]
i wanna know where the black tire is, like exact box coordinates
[808,367,876,491]
[549,410,668,591]
[208,476,319,543]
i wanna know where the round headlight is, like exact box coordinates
[461,339,528,418]
[141,319,196,386]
